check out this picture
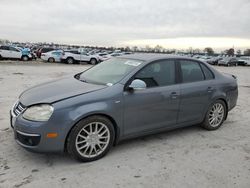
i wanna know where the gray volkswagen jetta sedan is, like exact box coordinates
[10,54,238,162]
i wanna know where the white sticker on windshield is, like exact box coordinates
[124,61,141,66]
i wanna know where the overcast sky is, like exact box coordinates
[0,0,250,50]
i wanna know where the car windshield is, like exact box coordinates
[79,58,143,85]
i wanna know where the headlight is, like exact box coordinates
[23,104,54,121]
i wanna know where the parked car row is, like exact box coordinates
[0,45,33,61]
[1,44,249,67]
[40,49,133,64]
[0,44,134,64]
[193,55,250,66]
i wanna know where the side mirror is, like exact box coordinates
[128,79,146,91]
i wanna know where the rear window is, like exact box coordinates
[200,64,214,80]
[180,60,205,83]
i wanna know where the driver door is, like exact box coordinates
[123,60,180,136]
[9,47,21,59]
[80,52,90,62]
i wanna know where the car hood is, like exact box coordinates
[19,76,107,106]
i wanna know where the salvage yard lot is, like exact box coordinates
[0,60,249,188]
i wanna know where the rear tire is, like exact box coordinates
[67,116,115,162]
[48,57,55,63]
[201,100,227,130]
[90,58,97,65]
[67,57,74,64]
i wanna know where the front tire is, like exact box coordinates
[67,116,115,162]
[22,55,29,61]
[201,100,227,130]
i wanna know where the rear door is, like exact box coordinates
[177,60,215,123]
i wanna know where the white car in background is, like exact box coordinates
[97,53,111,62]
[0,45,32,61]
[41,50,63,63]
[199,56,212,63]
[218,57,238,66]
[238,56,250,66]
[61,49,100,64]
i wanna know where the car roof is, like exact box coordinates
[119,53,197,62]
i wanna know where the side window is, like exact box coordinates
[81,52,87,55]
[53,52,62,56]
[180,60,204,83]
[70,51,80,54]
[1,46,10,50]
[9,47,19,52]
[200,63,214,80]
[135,60,175,88]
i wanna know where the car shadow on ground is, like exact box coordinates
[12,124,204,165]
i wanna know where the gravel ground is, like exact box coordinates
[0,60,249,188]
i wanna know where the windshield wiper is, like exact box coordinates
[80,77,88,83]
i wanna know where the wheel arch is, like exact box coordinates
[90,57,98,64]
[216,98,228,120]
[202,96,229,123]
[48,57,55,62]
[67,56,74,59]
[64,113,120,152]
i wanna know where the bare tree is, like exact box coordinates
[244,49,250,56]
[204,47,214,55]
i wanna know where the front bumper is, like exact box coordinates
[10,110,66,153]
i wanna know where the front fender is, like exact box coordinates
[52,95,123,145]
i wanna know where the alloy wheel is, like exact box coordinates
[75,122,110,158]
[208,103,225,127]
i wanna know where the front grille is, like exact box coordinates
[13,102,26,117]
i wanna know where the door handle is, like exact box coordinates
[207,87,213,93]
[170,92,179,99]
